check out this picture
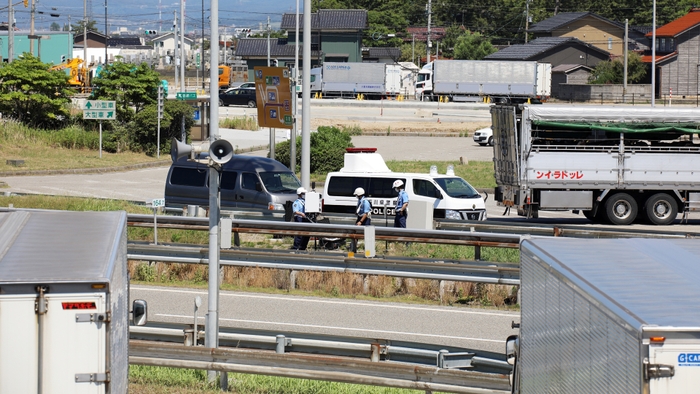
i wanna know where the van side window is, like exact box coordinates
[413,179,439,198]
[220,171,238,190]
[327,176,369,196]
[241,173,260,190]
[368,178,401,198]
[170,167,207,187]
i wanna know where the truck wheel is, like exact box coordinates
[604,193,638,225]
[644,193,678,225]
[247,100,256,108]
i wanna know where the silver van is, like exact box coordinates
[164,154,301,211]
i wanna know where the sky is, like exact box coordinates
[12,0,303,35]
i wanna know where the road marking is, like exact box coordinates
[156,313,505,344]
[133,285,518,317]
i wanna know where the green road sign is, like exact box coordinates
[83,100,116,120]
[196,53,201,67]
[84,100,115,110]
[176,92,197,100]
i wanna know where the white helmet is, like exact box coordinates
[392,179,404,188]
[296,187,307,195]
[353,187,365,196]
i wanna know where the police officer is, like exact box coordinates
[393,180,408,228]
[354,187,372,226]
[291,187,310,250]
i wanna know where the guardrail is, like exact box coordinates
[129,338,511,394]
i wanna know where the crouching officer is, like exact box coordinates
[291,187,310,250]
[354,187,372,226]
[393,180,408,228]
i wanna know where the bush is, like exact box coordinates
[128,100,193,156]
[273,126,353,173]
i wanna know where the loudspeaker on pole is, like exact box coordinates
[171,137,193,162]
[209,139,234,164]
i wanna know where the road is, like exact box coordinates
[131,284,518,355]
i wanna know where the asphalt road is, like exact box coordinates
[131,284,518,355]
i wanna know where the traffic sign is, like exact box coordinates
[150,198,165,208]
[176,92,197,100]
[83,100,116,120]
[253,67,293,129]
[84,100,115,110]
[196,53,201,67]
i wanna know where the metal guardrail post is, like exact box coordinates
[289,270,297,290]
[371,343,381,362]
[276,335,291,354]
[184,327,195,346]
[437,349,449,368]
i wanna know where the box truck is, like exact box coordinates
[490,104,700,225]
[507,237,700,393]
[310,62,387,98]
[416,60,551,103]
[0,210,147,393]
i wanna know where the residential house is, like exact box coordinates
[406,26,446,63]
[485,36,610,68]
[528,11,648,57]
[643,8,700,99]
[149,31,195,68]
[363,47,401,63]
[551,63,593,97]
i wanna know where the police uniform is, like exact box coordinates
[292,194,310,250]
[356,196,372,226]
[394,189,409,228]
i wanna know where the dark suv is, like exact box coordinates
[219,88,257,107]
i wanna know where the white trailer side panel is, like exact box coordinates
[649,342,700,393]
[536,63,551,97]
[322,63,386,94]
[433,60,538,96]
[525,151,619,188]
[0,293,107,394]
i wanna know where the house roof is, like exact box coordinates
[551,63,593,73]
[235,38,298,58]
[365,47,401,59]
[150,31,194,44]
[641,52,678,64]
[529,12,623,33]
[485,36,610,60]
[280,9,367,31]
[648,8,700,37]
[107,36,142,46]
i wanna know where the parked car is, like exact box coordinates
[222,82,255,93]
[219,88,257,107]
[473,126,493,146]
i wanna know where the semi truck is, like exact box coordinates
[416,60,551,103]
[0,209,147,393]
[507,237,700,393]
[310,62,388,99]
[490,104,700,225]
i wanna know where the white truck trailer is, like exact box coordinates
[0,210,147,393]
[490,104,700,225]
[507,237,700,393]
[310,62,387,99]
[416,60,551,103]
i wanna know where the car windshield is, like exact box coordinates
[259,172,301,193]
[434,177,480,199]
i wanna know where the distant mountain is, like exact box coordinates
[21,0,300,35]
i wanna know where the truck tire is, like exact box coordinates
[604,193,638,225]
[247,100,257,108]
[644,193,678,225]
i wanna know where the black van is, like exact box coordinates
[165,154,301,211]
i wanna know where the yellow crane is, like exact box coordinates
[49,58,88,87]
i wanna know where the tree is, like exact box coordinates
[274,126,353,173]
[453,31,497,60]
[0,53,71,128]
[129,99,194,156]
[90,60,162,123]
[71,19,99,33]
[50,22,61,31]
[588,52,647,84]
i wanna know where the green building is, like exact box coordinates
[0,31,73,65]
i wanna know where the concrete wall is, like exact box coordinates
[556,83,651,102]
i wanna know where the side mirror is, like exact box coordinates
[132,299,148,326]
[311,181,316,191]
[435,190,443,199]
[255,182,263,192]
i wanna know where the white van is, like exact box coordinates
[322,148,487,221]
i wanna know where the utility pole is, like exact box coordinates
[174,11,179,93]
[30,0,35,53]
[8,0,14,63]
[266,16,271,66]
[291,0,299,173]
[651,0,656,107]
[426,0,431,65]
[84,0,88,69]
[105,0,108,64]
[623,19,628,95]
[302,0,311,190]
[525,0,530,43]
[201,0,205,89]
[180,0,185,91]
[267,16,274,159]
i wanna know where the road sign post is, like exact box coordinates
[158,86,164,159]
[176,92,197,100]
[150,198,165,245]
[83,100,117,158]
